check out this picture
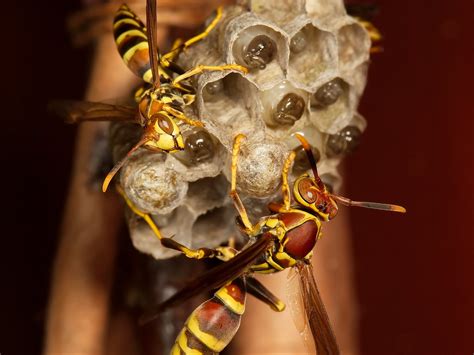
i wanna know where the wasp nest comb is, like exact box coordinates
[114,0,372,259]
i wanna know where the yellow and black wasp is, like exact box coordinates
[53,0,247,192]
[123,133,405,354]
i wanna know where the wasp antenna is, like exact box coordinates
[102,136,150,192]
[294,133,324,189]
[331,194,406,213]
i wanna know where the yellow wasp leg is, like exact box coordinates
[162,6,224,62]
[162,104,204,127]
[172,64,248,86]
[230,134,253,232]
[116,185,163,240]
[282,150,296,211]
[161,38,184,63]
[160,238,237,261]
[118,185,237,260]
[246,277,286,312]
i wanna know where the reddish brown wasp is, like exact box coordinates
[130,133,405,354]
[52,0,247,192]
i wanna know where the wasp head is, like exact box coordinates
[293,174,338,221]
[292,133,406,217]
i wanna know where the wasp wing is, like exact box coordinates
[287,266,317,354]
[146,0,160,88]
[139,233,274,325]
[49,100,139,124]
[288,263,340,355]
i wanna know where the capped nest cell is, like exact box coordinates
[111,0,375,259]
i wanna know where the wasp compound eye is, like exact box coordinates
[313,78,344,107]
[326,125,362,157]
[273,93,305,125]
[243,35,276,70]
[293,145,321,174]
[184,130,216,164]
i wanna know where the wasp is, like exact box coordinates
[122,133,405,354]
[53,0,247,192]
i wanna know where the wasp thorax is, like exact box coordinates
[292,145,321,174]
[273,93,305,125]
[290,30,307,53]
[243,35,276,70]
[184,130,216,164]
[326,125,362,157]
[313,78,344,107]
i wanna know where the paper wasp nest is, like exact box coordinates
[113,0,371,259]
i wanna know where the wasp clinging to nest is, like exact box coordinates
[123,133,405,354]
[53,0,248,192]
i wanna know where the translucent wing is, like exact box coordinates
[49,100,139,124]
[139,233,274,325]
[287,263,340,355]
[287,266,317,354]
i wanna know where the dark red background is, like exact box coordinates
[2,1,473,354]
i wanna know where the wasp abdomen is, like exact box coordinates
[113,5,171,83]
[171,279,246,354]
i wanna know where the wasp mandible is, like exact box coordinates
[52,0,247,192]
[130,133,405,354]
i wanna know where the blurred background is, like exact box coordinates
[2,0,473,354]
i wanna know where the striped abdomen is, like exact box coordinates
[113,4,171,83]
[171,279,246,354]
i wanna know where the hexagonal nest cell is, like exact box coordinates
[338,22,370,69]
[288,24,337,88]
[111,0,376,259]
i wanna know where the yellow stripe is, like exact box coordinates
[123,41,148,64]
[274,251,297,268]
[116,9,137,19]
[215,285,245,315]
[170,343,181,355]
[113,18,142,30]
[142,68,153,83]
[187,316,227,352]
[116,29,147,46]
[265,218,280,229]
[177,328,204,354]
[266,255,285,271]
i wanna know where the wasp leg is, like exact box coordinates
[162,6,224,62]
[160,238,237,260]
[230,134,253,232]
[282,150,296,210]
[116,185,163,240]
[162,103,204,127]
[246,276,286,312]
[161,38,184,63]
[172,64,248,86]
